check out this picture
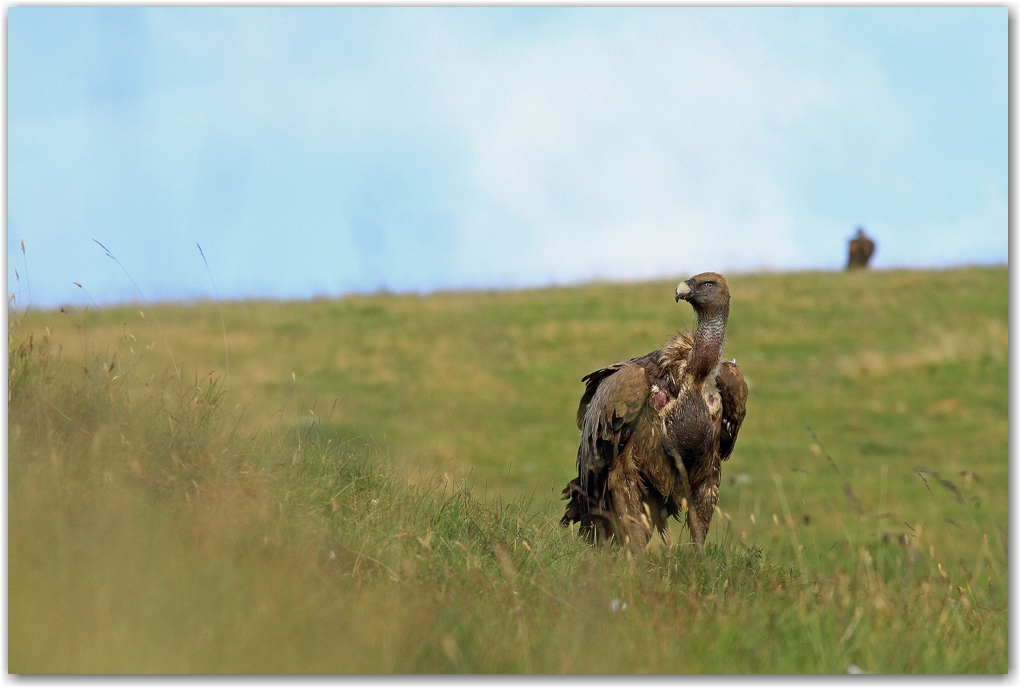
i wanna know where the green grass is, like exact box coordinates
[8,266,1007,673]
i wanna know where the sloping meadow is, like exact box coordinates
[8,267,1007,673]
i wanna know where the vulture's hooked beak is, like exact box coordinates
[675,279,694,302]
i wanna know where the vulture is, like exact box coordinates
[561,272,748,553]
[847,227,876,270]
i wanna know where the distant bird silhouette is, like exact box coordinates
[561,272,748,553]
[847,227,876,270]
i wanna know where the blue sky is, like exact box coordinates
[8,7,1007,308]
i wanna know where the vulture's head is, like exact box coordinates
[675,272,730,317]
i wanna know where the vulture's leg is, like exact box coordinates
[686,507,707,552]
[641,495,670,541]
[689,462,721,551]
[607,465,649,554]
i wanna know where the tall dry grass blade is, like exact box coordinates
[196,242,230,392]
[92,239,180,380]
[772,474,804,573]
[806,427,842,477]
[19,239,31,309]
[915,468,936,501]
[809,428,864,515]
[73,282,102,313]
[842,483,864,515]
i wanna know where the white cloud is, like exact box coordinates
[8,8,1006,306]
[426,11,914,283]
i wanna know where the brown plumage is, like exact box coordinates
[561,272,748,553]
[847,227,876,269]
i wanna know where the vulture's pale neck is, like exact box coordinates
[688,304,728,381]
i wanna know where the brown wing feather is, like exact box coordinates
[564,362,653,543]
[576,344,679,429]
[717,360,748,460]
[578,363,650,473]
[576,363,627,429]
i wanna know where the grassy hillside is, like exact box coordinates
[9,266,1007,672]
[20,268,1008,553]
